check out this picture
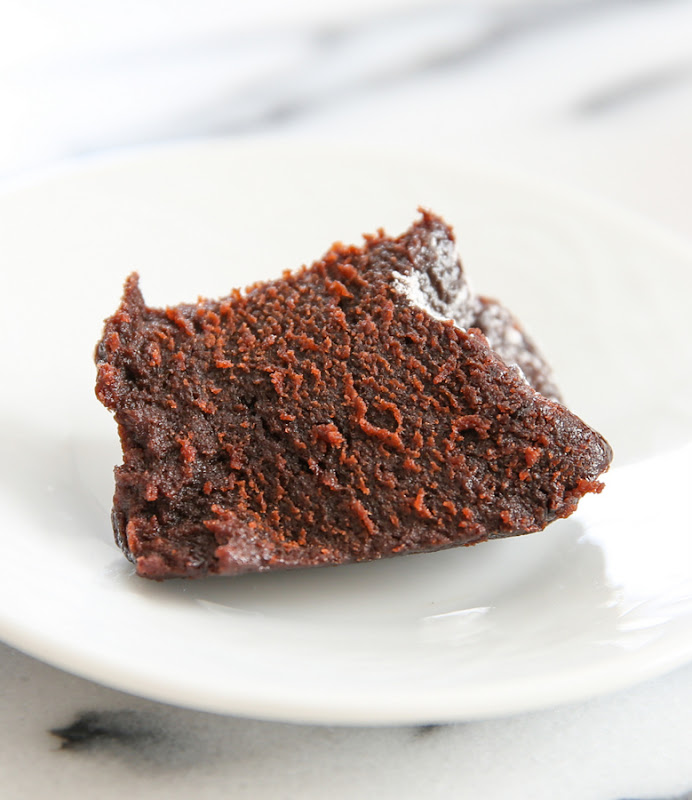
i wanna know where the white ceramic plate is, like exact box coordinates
[1,140,691,725]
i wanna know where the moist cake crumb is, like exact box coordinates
[95,211,612,579]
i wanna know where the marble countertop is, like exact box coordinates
[1,1,692,797]
[2,640,692,799]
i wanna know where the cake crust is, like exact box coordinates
[95,212,611,579]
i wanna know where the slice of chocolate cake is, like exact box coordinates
[95,211,612,579]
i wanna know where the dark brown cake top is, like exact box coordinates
[96,211,611,579]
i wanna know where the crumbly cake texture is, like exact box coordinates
[95,211,612,580]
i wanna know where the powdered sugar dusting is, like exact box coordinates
[392,229,475,328]
[391,215,561,402]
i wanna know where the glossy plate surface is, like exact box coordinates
[1,140,691,724]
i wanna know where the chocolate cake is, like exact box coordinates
[95,211,612,580]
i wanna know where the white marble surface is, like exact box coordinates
[1,1,692,797]
[2,640,692,800]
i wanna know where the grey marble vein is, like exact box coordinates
[52,710,164,751]
[576,62,692,115]
[50,710,196,769]
[618,793,692,800]
[413,724,446,738]
[180,0,664,136]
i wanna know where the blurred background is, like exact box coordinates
[1,0,691,240]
